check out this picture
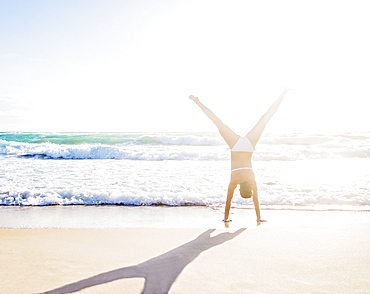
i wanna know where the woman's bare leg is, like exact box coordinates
[246,88,291,147]
[189,95,239,148]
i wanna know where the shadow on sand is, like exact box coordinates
[41,228,245,294]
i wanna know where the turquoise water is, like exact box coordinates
[0,132,369,209]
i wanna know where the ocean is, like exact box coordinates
[1,131,369,211]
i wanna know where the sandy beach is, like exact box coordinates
[1,210,370,294]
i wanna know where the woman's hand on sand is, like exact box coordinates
[189,95,199,102]
[257,219,267,225]
[223,219,232,228]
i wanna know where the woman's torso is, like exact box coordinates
[230,151,253,170]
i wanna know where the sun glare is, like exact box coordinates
[1,0,369,132]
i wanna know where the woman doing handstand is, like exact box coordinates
[189,88,291,224]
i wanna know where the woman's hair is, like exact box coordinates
[239,181,254,199]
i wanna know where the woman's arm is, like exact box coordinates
[252,188,267,224]
[223,183,236,222]
[247,88,291,147]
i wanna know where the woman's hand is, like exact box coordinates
[222,219,232,223]
[257,219,267,226]
[222,219,232,228]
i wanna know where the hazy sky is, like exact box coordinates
[1,0,369,133]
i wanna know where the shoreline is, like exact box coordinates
[0,205,370,229]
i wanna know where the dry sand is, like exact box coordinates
[1,222,369,294]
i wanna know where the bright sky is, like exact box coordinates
[1,0,369,133]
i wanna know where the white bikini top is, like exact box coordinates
[231,137,254,153]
